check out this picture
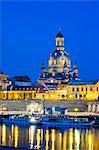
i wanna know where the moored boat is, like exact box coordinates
[2,115,41,126]
[39,114,95,127]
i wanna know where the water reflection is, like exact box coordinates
[0,123,99,149]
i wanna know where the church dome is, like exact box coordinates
[50,50,71,67]
[56,31,63,38]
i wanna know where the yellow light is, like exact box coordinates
[51,129,55,150]
[69,128,73,150]
[29,125,36,149]
[46,130,49,150]
[2,124,6,146]
[36,129,41,149]
[74,108,79,112]
[14,126,19,148]
[74,129,80,150]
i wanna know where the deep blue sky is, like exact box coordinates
[1,1,99,82]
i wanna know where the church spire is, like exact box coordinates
[73,64,79,80]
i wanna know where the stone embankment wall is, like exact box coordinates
[0,99,98,112]
[0,99,99,112]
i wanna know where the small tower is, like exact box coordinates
[40,62,47,78]
[72,64,79,80]
[64,61,70,75]
[56,30,64,51]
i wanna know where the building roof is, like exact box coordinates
[52,50,68,59]
[67,80,99,85]
[56,31,63,38]
[11,76,31,82]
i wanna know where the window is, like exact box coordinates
[86,87,87,91]
[75,94,77,98]
[72,88,75,92]
[77,88,79,92]
[97,87,98,91]
[79,94,82,98]
[90,87,92,91]
[81,87,83,91]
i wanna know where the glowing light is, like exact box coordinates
[74,129,80,150]
[36,129,41,149]
[29,125,36,149]
[14,126,19,148]
[2,124,6,145]
[46,130,49,150]
[74,108,79,112]
[51,129,55,150]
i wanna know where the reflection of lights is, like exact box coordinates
[69,128,73,150]
[74,129,80,150]
[88,130,93,150]
[36,129,41,149]
[14,126,19,148]
[29,125,36,149]
[63,131,67,150]
[58,132,62,150]
[2,124,6,145]
[11,125,14,142]
[46,130,49,150]
[51,129,55,150]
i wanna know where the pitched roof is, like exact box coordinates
[12,76,31,82]
[67,80,99,85]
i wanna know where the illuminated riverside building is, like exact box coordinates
[0,31,99,112]
[38,30,79,89]
[0,71,11,90]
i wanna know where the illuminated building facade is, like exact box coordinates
[0,71,11,90]
[38,31,79,89]
[0,31,99,112]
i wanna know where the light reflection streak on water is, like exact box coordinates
[29,125,36,149]
[2,124,6,146]
[51,129,55,150]
[69,128,73,150]
[36,129,41,149]
[58,132,62,150]
[45,130,49,150]
[14,126,19,148]
[88,130,93,150]
[74,129,80,150]
[63,131,67,150]
[0,124,99,150]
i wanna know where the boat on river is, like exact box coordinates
[2,115,41,126]
[39,114,95,127]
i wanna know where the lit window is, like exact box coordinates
[51,80,53,83]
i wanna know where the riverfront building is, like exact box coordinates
[0,31,99,112]
[0,71,11,90]
[38,30,79,89]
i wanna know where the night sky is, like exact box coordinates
[1,1,99,83]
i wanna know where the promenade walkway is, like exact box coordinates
[0,111,99,116]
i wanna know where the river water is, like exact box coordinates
[0,124,99,150]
